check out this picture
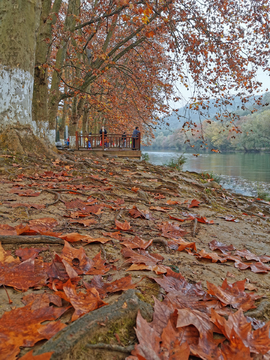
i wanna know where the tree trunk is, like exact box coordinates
[0,0,41,131]
[32,0,62,126]
[48,0,80,129]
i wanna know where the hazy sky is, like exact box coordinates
[173,68,270,108]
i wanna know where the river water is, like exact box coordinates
[144,151,270,197]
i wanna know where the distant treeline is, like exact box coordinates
[145,94,270,153]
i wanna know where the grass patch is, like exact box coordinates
[201,171,221,184]
[141,152,150,162]
[163,155,186,171]
[257,190,270,201]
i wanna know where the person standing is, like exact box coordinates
[132,127,140,150]
[122,131,127,147]
[99,127,107,147]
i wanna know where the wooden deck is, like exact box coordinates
[75,132,141,158]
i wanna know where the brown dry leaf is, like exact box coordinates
[211,308,270,355]
[22,292,62,310]
[196,216,214,225]
[196,249,227,263]
[60,241,93,274]
[0,242,20,264]
[63,279,107,321]
[84,252,110,275]
[46,254,79,283]
[129,206,154,220]
[168,215,186,222]
[188,199,201,208]
[235,249,270,263]
[28,218,58,229]
[115,219,131,231]
[122,248,164,266]
[158,222,187,239]
[127,263,168,274]
[20,350,54,359]
[15,247,46,261]
[208,240,236,254]
[0,224,17,235]
[234,261,270,273]
[131,311,162,359]
[166,199,180,205]
[86,274,137,297]
[9,189,41,197]
[177,308,218,337]
[0,303,67,360]
[120,236,153,250]
[207,279,260,311]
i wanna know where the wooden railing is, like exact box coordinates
[75,132,141,151]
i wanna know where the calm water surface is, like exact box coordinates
[144,151,270,196]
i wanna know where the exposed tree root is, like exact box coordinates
[35,289,153,360]
[0,235,64,245]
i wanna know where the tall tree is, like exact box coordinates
[0,0,41,132]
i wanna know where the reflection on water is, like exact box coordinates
[144,151,270,196]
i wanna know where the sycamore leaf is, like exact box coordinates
[0,303,67,359]
[20,350,54,359]
[122,248,163,266]
[188,199,201,208]
[120,236,153,250]
[86,274,137,297]
[115,219,131,231]
[62,279,107,321]
[208,240,236,253]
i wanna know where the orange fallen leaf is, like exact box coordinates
[115,219,131,231]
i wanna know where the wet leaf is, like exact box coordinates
[60,241,93,274]
[62,279,107,321]
[122,248,164,266]
[22,292,62,310]
[20,350,54,359]
[86,274,137,297]
[0,256,48,291]
[207,279,259,311]
[120,236,153,250]
[0,303,67,359]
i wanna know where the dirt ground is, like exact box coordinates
[0,150,270,358]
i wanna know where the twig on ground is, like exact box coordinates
[85,343,134,353]
[100,244,107,259]
[193,218,198,237]
[0,235,64,245]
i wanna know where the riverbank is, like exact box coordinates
[0,151,270,358]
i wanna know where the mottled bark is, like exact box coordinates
[32,0,62,125]
[48,0,80,129]
[0,0,41,130]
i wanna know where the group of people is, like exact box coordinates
[84,127,140,150]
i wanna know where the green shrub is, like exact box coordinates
[201,171,221,184]
[141,153,150,162]
[164,155,186,171]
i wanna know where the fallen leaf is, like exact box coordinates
[0,303,67,359]
[120,236,153,250]
[208,240,236,254]
[115,219,131,231]
[122,248,164,266]
[86,274,137,297]
[62,279,107,321]
[188,199,201,208]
